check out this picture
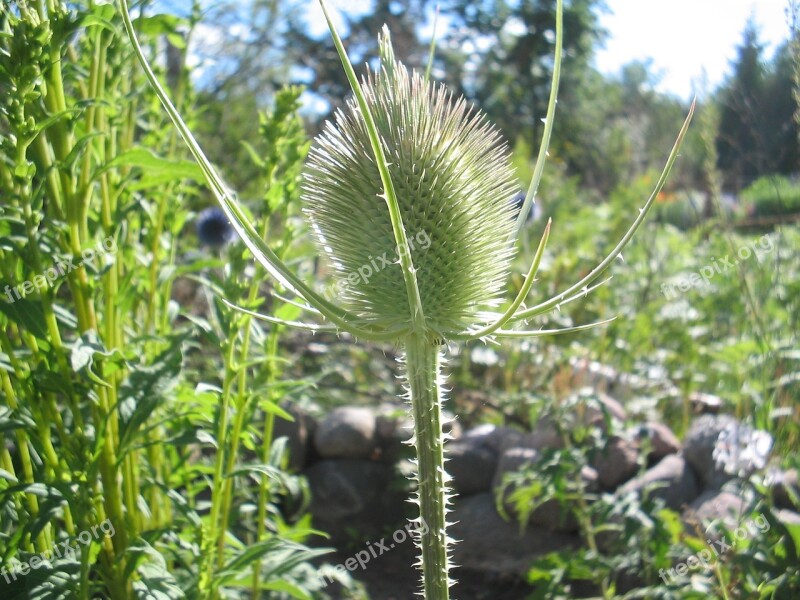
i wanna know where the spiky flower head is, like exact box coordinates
[303,28,518,337]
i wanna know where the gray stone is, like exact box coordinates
[463,423,526,454]
[314,407,377,460]
[617,454,699,510]
[492,447,539,490]
[584,392,627,427]
[519,393,626,453]
[591,436,640,490]
[683,415,773,490]
[519,467,598,533]
[770,469,799,510]
[450,493,580,575]
[305,459,403,541]
[492,447,597,532]
[375,405,410,463]
[446,441,498,496]
[521,418,563,451]
[683,414,739,489]
[685,490,747,534]
[628,422,681,461]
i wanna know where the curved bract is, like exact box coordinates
[304,29,518,337]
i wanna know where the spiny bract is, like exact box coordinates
[303,28,518,337]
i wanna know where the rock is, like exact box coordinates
[617,454,699,510]
[584,392,627,427]
[492,447,539,491]
[375,405,411,463]
[591,436,639,490]
[463,423,526,454]
[776,509,800,527]
[628,422,681,462]
[520,393,626,452]
[770,469,799,510]
[272,405,315,471]
[685,490,747,533]
[446,441,498,496]
[492,447,597,532]
[377,406,462,464]
[521,418,563,451]
[522,467,598,533]
[305,459,403,540]
[683,415,773,490]
[314,407,377,460]
[683,414,738,489]
[450,493,580,575]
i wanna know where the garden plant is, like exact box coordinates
[119,0,691,597]
[5,0,796,598]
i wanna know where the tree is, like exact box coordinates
[716,19,768,190]
[285,0,432,125]
[761,42,799,174]
[715,19,799,190]
[435,0,606,147]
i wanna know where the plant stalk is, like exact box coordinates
[405,333,450,599]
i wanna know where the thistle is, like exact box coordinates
[304,30,518,337]
[119,0,693,597]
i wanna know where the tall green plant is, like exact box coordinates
[119,0,692,596]
[0,1,201,596]
[1,3,324,598]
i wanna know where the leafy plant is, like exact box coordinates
[0,2,329,598]
[120,0,694,597]
[740,175,800,218]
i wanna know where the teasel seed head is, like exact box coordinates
[303,28,518,337]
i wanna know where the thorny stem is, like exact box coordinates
[405,334,450,599]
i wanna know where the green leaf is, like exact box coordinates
[70,332,123,388]
[127,541,186,599]
[99,147,204,182]
[117,339,184,458]
[0,295,49,340]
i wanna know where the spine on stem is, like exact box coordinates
[404,334,452,599]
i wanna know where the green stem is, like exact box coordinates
[251,327,280,598]
[404,334,450,599]
[217,215,274,575]
[203,338,238,598]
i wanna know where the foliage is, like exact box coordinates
[0,2,335,598]
[740,175,800,218]
[0,0,798,599]
[716,21,799,191]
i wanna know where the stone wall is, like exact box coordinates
[277,399,799,578]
